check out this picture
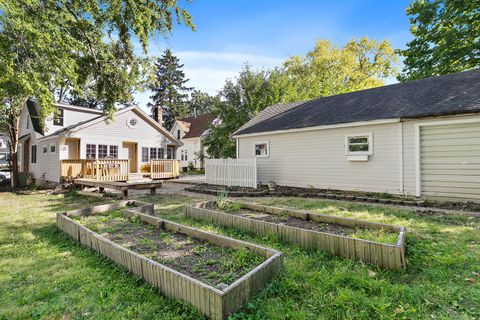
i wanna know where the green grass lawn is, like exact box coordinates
[1,191,479,319]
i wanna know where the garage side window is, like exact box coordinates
[345,134,372,155]
[254,142,269,157]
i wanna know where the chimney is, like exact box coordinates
[154,106,163,125]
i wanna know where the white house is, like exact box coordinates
[17,100,181,184]
[171,113,215,170]
[233,69,480,201]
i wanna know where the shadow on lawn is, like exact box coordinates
[29,223,203,319]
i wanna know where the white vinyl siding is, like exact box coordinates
[238,122,401,193]
[70,109,173,169]
[177,137,202,169]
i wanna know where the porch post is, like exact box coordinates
[81,160,86,178]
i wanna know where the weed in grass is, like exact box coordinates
[139,237,157,251]
[215,190,229,209]
[158,231,174,244]
[351,227,399,244]
[192,245,207,255]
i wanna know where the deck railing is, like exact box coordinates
[150,159,180,179]
[60,159,129,181]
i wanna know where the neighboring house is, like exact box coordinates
[171,113,216,169]
[17,100,181,184]
[233,69,480,201]
[0,133,10,168]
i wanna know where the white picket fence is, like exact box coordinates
[205,158,257,188]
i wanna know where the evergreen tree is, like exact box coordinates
[148,49,192,130]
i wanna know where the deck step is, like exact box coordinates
[128,173,151,182]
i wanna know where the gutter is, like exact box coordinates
[232,118,401,139]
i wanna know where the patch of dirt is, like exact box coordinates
[193,183,268,193]
[205,203,397,243]
[76,213,264,287]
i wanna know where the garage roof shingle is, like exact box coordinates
[234,69,480,136]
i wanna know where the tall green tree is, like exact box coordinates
[282,37,398,101]
[187,90,220,116]
[0,0,194,187]
[203,65,283,158]
[148,49,192,130]
[399,0,480,81]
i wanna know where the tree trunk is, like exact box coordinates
[7,97,26,188]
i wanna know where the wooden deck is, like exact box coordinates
[74,178,163,199]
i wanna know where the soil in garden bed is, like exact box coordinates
[206,203,399,244]
[73,211,265,288]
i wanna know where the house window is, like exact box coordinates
[254,142,269,157]
[177,129,181,139]
[142,147,149,162]
[109,145,118,159]
[181,149,188,161]
[98,145,108,159]
[43,145,48,154]
[345,134,372,155]
[50,143,56,154]
[150,147,158,160]
[31,145,37,163]
[86,144,96,159]
[53,109,64,126]
[158,148,164,159]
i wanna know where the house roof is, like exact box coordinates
[233,69,480,137]
[35,105,181,145]
[177,113,216,139]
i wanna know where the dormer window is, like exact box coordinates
[177,129,181,139]
[54,109,64,126]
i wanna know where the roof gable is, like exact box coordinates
[38,105,181,145]
[177,113,216,139]
[234,69,480,136]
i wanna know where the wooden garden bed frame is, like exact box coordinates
[186,200,406,270]
[56,200,283,320]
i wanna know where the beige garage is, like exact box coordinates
[419,121,480,200]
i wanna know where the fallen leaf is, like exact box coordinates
[368,270,376,278]
[465,278,476,283]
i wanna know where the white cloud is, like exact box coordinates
[134,50,285,112]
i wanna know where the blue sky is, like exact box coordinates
[134,0,412,111]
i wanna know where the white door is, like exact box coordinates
[420,122,480,200]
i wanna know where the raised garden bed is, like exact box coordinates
[57,200,283,320]
[186,200,406,270]
[186,184,480,212]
